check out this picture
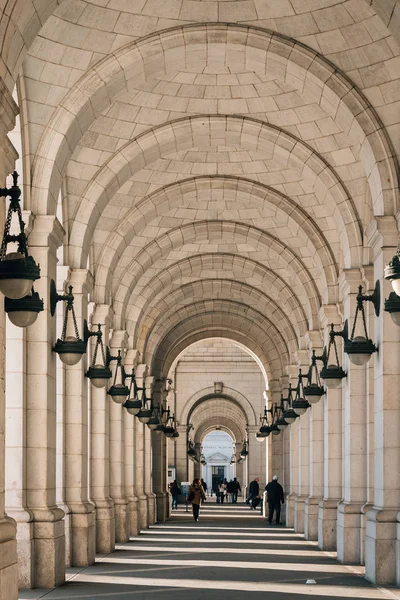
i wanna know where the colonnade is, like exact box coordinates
[271,251,400,585]
[1,207,167,592]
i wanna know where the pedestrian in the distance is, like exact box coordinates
[265,475,285,525]
[248,477,260,509]
[169,480,181,510]
[187,477,206,521]
[201,478,208,498]
[231,477,241,503]
[218,481,226,504]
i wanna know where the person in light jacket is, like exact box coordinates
[188,477,206,521]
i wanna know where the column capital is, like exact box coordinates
[66,268,94,295]
[136,364,148,380]
[0,78,18,137]
[304,330,323,353]
[338,268,363,298]
[269,379,281,395]
[110,329,128,350]
[29,215,65,251]
[91,303,113,327]
[294,349,309,369]
[124,349,140,369]
[365,216,399,258]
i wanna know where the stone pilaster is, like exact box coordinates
[294,352,309,534]
[90,304,115,553]
[109,330,129,543]
[337,270,368,564]
[0,77,20,599]
[152,379,169,522]
[304,332,325,541]
[286,365,299,528]
[270,381,283,484]
[64,269,96,567]
[123,349,140,536]
[135,364,148,530]
[365,218,400,584]
[25,216,65,587]
[144,375,156,525]
[318,306,343,551]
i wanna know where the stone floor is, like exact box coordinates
[19,502,400,600]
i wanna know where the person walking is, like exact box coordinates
[218,481,226,504]
[248,477,260,509]
[265,475,285,524]
[231,477,241,503]
[188,477,206,521]
[201,478,208,497]
[169,480,180,510]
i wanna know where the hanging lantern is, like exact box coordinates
[85,325,112,388]
[51,282,86,365]
[344,282,379,366]
[320,324,347,388]
[384,292,400,326]
[384,241,400,296]
[5,286,43,327]
[282,385,298,424]
[291,370,310,416]
[0,172,40,300]
[136,385,152,423]
[108,350,129,404]
[303,350,325,404]
[240,440,248,457]
[123,370,143,415]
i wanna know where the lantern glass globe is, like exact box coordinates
[7,309,38,327]
[392,278,400,296]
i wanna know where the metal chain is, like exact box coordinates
[0,204,14,259]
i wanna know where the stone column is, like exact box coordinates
[247,425,264,486]
[152,380,169,522]
[304,333,325,541]
[109,330,129,543]
[270,381,283,484]
[175,425,188,484]
[135,364,148,530]
[123,349,140,536]
[194,442,201,480]
[25,215,65,587]
[337,270,368,564]
[0,79,23,598]
[294,354,309,534]
[144,375,156,525]
[90,304,115,553]
[365,218,400,584]
[286,365,299,528]
[64,269,95,566]
[318,306,343,551]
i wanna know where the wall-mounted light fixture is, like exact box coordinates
[384,240,400,296]
[291,370,310,416]
[51,281,86,365]
[85,325,112,387]
[343,282,379,366]
[5,286,43,327]
[304,350,325,404]
[0,172,40,302]
[281,384,298,424]
[320,324,347,388]
[107,349,129,404]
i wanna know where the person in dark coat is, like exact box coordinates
[169,480,180,509]
[248,477,260,509]
[265,475,285,524]
[231,477,241,503]
[188,478,206,521]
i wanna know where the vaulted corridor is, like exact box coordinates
[19,504,400,600]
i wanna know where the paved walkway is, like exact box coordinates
[20,503,400,600]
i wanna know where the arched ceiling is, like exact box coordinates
[11,1,400,384]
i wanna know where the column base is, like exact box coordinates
[364,507,397,585]
[155,492,168,522]
[318,499,340,551]
[6,509,34,588]
[127,495,140,536]
[304,496,321,540]
[114,498,129,543]
[294,495,306,533]
[94,499,115,553]
[337,501,363,564]
[0,517,18,600]
[147,493,156,525]
[285,493,297,528]
[68,502,96,567]
[32,508,65,588]
[360,502,374,565]
[138,494,148,530]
